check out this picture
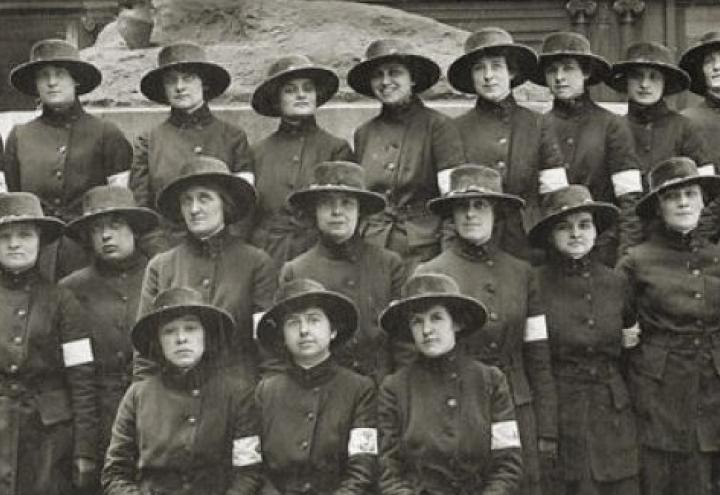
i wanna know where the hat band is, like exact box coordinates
[0,213,43,221]
[653,175,699,191]
[308,183,358,190]
[447,186,499,195]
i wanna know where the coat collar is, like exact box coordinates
[650,222,704,251]
[168,103,214,128]
[552,91,595,118]
[379,95,425,123]
[316,233,363,261]
[278,116,318,136]
[628,99,671,124]
[0,266,41,290]
[186,227,230,258]
[549,250,593,276]
[40,99,85,127]
[416,346,462,373]
[705,92,720,110]
[474,94,516,120]
[288,356,338,388]
[94,250,147,277]
[451,235,499,262]
[161,360,215,390]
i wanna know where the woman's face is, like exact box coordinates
[0,222,40,273]
[472,54,513,102]
[279,77,318,117]
[409,304,458,358]
[657,183,704,233]
[89,214,136,262]
[282,306,336,367]
[35,64,77,109]
[159,314,206,370]
[703,50,720,94]
[545,57,588,100]
[550,211,597,259]
[315,192,359,244]
[627,66,665,106]
[452,198,495,245]
[370,62,414,106]
[180,185,225,238]
[162,69,205,112]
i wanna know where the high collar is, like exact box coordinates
[417,346,461,373]
[94,250,147,277]
[288,356,338,388]
[187,227,230,258]
[705,91,720,109]
[552,92,594,118]
[475,94,516,120]
[0,266,41,290]
[379,95,424,123]
[161,359,214,391]
[316,233,362,261]
[278,116,318,135]
[168,103,214,128]
[451,235,498,262]
[40,99,85,127]
[548,250,593,276]
[628,99,671,124]
[650,223,704,251]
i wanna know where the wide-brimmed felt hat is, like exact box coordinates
[679,31,720,94]
[531,31,611,86]
[251,55,339,117]
[347,38,441,97]
[609,42,690,95]
[428,164,525,218]
[0,192,64,244]
[140,42,231,104]
[66,185,159,244]
[288,161,386,216]
[156,156,256,223]
[528,185,618,248]
[379,273,487,341]
[636,156,720,219]
[10,39,102,96]
[256,278,358,350]
[132,287,234,358]
[448,27,538,93]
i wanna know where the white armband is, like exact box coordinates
[539,167,569,194]
[235,171,255,186]
[437,169,453,195]
[524,315,548,342]
[698,164,716,176]
[611,169,643,196]
[0,172,7,193]
[491,420,521,450]
[62,338,94,367]
[107,170,130,188]
[232,436,262,467]
[348,427,378,456]
[252,312,265,340]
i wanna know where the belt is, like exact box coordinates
[553,359,616,382]
[643,330,720,351]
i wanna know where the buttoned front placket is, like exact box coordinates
[1,281,32,386]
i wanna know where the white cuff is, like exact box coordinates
[348,427,378,456]
[62,338,94,367]
[107,170,130,188]
[232,436,262,466]
[252,312,265,340]
[698,164,716,176]
[437,169,453,195]
[491,420,521,450]
[539,167,569,194]
[524,315,548,342]
[235,171,255,186]
[612,169,643,196]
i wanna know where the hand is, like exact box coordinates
[73,457,98,490]
[538,438,558,459]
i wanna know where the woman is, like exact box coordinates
[281,160,406,380]
[138,156,276,380]
[255,278,377,494]
[529,185,639,495]
[617,157,720,495]
[348,38,464,269]
[102,287,263,494]
[4,39,132,280]
[416,164,557,495]
[0,192,98,494]
[129,41,254,255]
[378,272,522,494]
[60,185,158,481]
[250,55,353,270]
[448,27,564,262]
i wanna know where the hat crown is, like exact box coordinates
[29,39,80,63]
[698,31,720,46]
[0,192,46,220]
[81,186,139,215]
[273,278,328,304]
[540,185,596,215]
[365,38,417,60]
[447,164,503,195]
[309,161,367,190]
[158,42,208,67]
[647,157,701,192]
[622,42,675,66]
[401,273,463,299]
[541,32,592,55]
[178,156,231,178]
[151,287,207,313]
[464,27,515,53]
[267,55,316,77]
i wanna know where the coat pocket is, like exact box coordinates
[34,389,73,426]
[633,344,668,381]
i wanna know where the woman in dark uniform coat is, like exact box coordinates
[250,55,353,271]
[348,39,464,269]
[255,279,377,494]
[415,164,557,495]
[59,185,158,481]
[102,287,263,494]
[4,39,132,280]
[0,192,98,494]
[617,157,720,495]
[280,161,406,380]
[378,273,522,495]
[138,156,276,380]
[529,185,639,495]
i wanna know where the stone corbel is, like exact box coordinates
[613,0,646,25]
[566,1,598,37]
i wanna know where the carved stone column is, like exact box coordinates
[613,0,646,52]
[566,0,598,38]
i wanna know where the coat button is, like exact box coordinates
[120,295,129,302]
[695,292,703,300]
[489,312,498,321]
[566,137,574,145]
[58,145,67,153]
[201,278,211,287]
[9,383,18,391]
[302,482,312,492]
[386,162,396,171]
[306,412,315,421]
[12,336,22,344]
[496,161,506,169]
[8,364,18,373]
[188,416,197,424]
[582,272,590,278]
[53,198,61,205]
[450,372,458,379]
[498,137,508,145]
[346,280,356,287]
[489,342,498,349]
[193,146,203,154]
[587,319,595,327]
[486,259,494,267]
[692,269,701,276]
[191,389,200,397]
[300,440,309,450]
[55,170,63,179]
[446,398,458,408]
[292,156,300,163]
[16,308,26,317]
[584,293,592,301]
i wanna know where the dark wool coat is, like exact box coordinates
[250,118,354,270]
[256,358,377,494]
[538,255,639,482]
[378,350,523,495]
[617,226,720,453]
[0,268,98,495]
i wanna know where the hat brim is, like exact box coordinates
[679,41,720,95]
[0,216,65,245]
[287,187,387,217]
[447,45,538,94]
[531,53,611,86]
[636,175,720,219]
[157,172,256,223]
[65,207,160,245]
[427,191,525,218]
[379,293,487,341]
[608,62,690,95]
[347,54,440,97]
[257,291,358,349]
[132,303,234,358]
[251,67,339,117]
[527,202,619,249]
[10,59,101,96]
[140,61,231,104]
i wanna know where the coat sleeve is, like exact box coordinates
[229,126,254,175]
[128,130,151,208]
[132,255,163,379]
[378,377,415,495]
[682,120,720,242]
[3,127,21,191]
[101,385,142,495]
[226,381,264,495]
[430,114,465,172]
[481,368,523,495]
[102,121,133,177]
[334,378,378,495]
[252,250,278,314]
